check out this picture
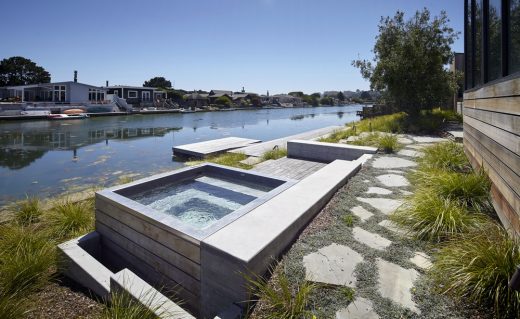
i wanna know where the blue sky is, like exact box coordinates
[0,0,463,94]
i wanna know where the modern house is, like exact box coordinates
[463,0,520,233]
[106,86,166,107]
[1,81,118,113]
[208,90,233,104]
[184,92,209,108]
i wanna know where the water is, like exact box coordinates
[128,176,273,229]
[0,105,361,206]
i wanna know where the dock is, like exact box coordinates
[230,126,342,157]
[253,157,327,180]
[172,137,261,158]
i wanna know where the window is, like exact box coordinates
[53,85,66,102]
[142,91,151,101]
[465,0,473,89]
[510,0,520,73]
[487,0,502,81]
[128,91,138,98]
[474,0,483,86]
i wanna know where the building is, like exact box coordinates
[451,52,465,113]
[184,93,209,108]
[208,90,233,104]
[463,0,520,233]
[106,86,165,107]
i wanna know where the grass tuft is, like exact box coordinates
[47,199,94,240]
[318,128,353,143]
[10,196,43,226]
[391,191,485,242]
[186,152,252,169]
[432,223,520,318]
[342,214,357,227]
[246,270,317,319]
[101,289,164,319]
[0,225,56,296]
[418,142,470,173]
[261,148,287,161]
[340,287,355,302]
[0,290,29,319]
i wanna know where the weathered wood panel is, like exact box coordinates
[463,76,520,234]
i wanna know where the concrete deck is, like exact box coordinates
[172,137,260,158]
[253,157,327,180]
[230,126,342,157]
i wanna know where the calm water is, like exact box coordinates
[0,105,361,206]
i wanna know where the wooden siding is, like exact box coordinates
[463,78,520,233]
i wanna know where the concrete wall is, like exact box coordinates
[287,139,377,162]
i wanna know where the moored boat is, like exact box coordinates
[47,113,89,120]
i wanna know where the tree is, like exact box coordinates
[337,91,345,101]
[143,76,172,88]
[360,91,372,100]
[0,56,51,86]
[320,97,334,105]
[288,91,304,98]
[215,95,232,108]
[352,9,458,114]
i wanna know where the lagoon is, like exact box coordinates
[0,105,361,207]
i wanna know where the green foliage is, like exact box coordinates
[352,9,458,113]
[342,214,357,227]
[47,199,95,239]
[418,142,470,173]
[0,56,51,86]
[186,152,252,169]
[319,97,334,106]
[432,223,520,318]
[337,91,345,102]
[262,148,287,161]
[0,225,55,296]
[391,190,485,242]
[318,128,354,143]
[10,196,43,226]
[411,170,492,213]
[246,270,317,319]
[101,290,164,319]
[0,290,29,319]
[215,95,232,107]
[354,113,407,133]
[351,132,400,153]
[340,287,355,302]
[143,76,172,88]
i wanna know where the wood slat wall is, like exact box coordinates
[463,79,520,233]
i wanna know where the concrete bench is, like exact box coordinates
[287,139,377,162]
[200,159,364,317]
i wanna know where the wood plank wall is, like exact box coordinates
[463,77,520,233]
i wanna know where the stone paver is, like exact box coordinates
[303,243,363,287]
[397,149,423,158]
[386,169,404,174]
[357,197,403,215]
[336,297,379,319]
[410,252,432,270]
[405,143,430,150]
[378,220,406,235]
[239,156,262,165]
[353,227,392,251]
[366,187,392,195]
[371,157,417,169]
[412,136,447,143]
[376,258,420,313]
[401,190,413,196]
[351,206,374,222]
[397,137,413,145]
[376,174,410,187]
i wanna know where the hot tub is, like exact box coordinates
[94,163,294,313]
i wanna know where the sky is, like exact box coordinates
[0,0,463,95]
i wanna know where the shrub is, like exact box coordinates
[432,223,520,318]
[411,170,492,213]
[418,142,470,173]
[0,225,55,296]
[10,196,43,226]
[342,214,357,227]
[318,129,353,143]
[377,134,399,153]
[246,270,317,319]
[47,199,94,239]
[262,148,287,161]
[391,191,485,242]
[0,291,29,319]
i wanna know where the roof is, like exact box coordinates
[106,85,159,91]
[209,90,233,96]
[185,93,209,100]
[4,81,104,90]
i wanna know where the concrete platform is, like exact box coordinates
[172,137,260,158]
[230,126,342,157]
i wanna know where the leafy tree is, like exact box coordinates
[215,95,232,107]
[143,76,172,88]
[0,56,51,86]
[337,91,345,101]
[352,9,458,114]
[288,91,304,98]
[320,97,334,105]
[310,93,321,99]
[360,91,372,100]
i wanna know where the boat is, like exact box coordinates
[47,113,89,120]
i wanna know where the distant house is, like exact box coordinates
[208,90,233,104]
[184,93,209,108]
[271,94,302,107]
[106,86,165,107]
[232,93,259,107]
[2,81,108,104]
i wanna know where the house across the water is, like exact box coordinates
[106,86,166,108]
